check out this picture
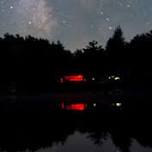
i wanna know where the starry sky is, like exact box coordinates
[0,0,152,51]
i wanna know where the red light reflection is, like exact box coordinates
[61,102,86,111]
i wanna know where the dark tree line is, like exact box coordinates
[0,34,72,93]
[0,26,152,93]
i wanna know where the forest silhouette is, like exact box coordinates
[0,26,152,94]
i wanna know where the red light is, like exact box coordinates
[61,103,86,111]
[64,74,84,82]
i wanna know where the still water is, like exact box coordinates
[0,89,152,152]
[37,132,152,152]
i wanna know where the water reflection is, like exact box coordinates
[37,133,152,152]
[0,89,152,152]
[36,132,118,152]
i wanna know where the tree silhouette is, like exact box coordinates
[106,26,126,75]
[81,40,105,79]
[128,31,152,85]
[0,34,74,93]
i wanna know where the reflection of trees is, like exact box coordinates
[0,113,152,152]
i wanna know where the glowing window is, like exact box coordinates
[64,74,85,82]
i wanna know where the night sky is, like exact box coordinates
[0,0,152,51]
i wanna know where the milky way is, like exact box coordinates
[15,0,57,39]
[0,0,152,51]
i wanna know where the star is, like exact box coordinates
[62,20,67,25]
[100,11,104,15]
[10,6,14,9]
[126,4,131,8]
[108,26,113,31]
[28,21,32,25]
[106,18,110,22]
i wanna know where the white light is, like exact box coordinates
[108,76,111,79]
[114,77,120,80]
[108,75,115,79]
[93,103,96,107]
[92,77,95,81]
[116,102,122,107]
[108,75,120,80]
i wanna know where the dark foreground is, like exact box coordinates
[0,88,152,152]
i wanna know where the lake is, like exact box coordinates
[0,88,152,152]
